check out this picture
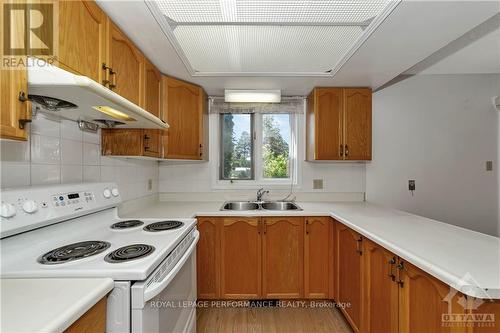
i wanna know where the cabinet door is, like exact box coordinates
[143,129,161,158]
[144,59,161,118]
[336,223,363,333]
[304,217,332,299]
[107,21,144,106]
[311,88,343,160]
[262,217,304,299]
[343,88,372,160]
[162,77,204,160]
[58,0,106,84]
[197,217,221,299]
[362,239,399,333]
[470,300,500,333]
[101,129,143,156]
[398,261,466,333]
[220,217,261,299]
[0,67,30,141]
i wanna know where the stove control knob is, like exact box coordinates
[103,189,112,199]
[1,202,16,218]
[22,200,38,214]
[111,188,119,197]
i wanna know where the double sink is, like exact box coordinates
[221,201,302,211]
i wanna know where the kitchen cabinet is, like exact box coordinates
[65,297,106,333]
[0,66,30,141]
[220,217,261,299]
[106,20,144,106]
[161,76,208,160]
[144,59,162,118]
[304,217,333,299]
[362,239,399,333]
[262,217,304,299]
[336,223,363,333]
[470,300,500,333]
[306,87,372,161]
[58,0,107,84]
[101,129,161,158]
[197,217,221,299]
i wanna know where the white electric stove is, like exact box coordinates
[0,182,199,333]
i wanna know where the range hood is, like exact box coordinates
[27,58,168,129]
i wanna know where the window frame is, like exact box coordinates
[216,112,298,187]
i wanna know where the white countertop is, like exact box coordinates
[123,200,500,299]
[1,278,114,333]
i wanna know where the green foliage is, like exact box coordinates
[262,115,289,178]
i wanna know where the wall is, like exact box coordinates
[159,113,366,200]
[0,114,159,201]
[366,74,499,236]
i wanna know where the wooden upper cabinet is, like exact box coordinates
[197,217,221,299]
[101,129,160,157]
[398,261,466,333]
[306,87,372,161]
[362,239,399,333]
[344,88,372,160]
[106,20,144,106]
[1,66,30,141]
[161,76,207,160]
[307,88,343,160]
[262,217,304,299]
[58,0,106,84]
[220,217,261,299]
[304,217,332,299]
[144,59,162,118]
[336,223,363,333]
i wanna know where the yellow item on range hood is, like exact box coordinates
[26,58,168,129]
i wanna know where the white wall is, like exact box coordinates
[366,74,499,236]
[159,113,366,198]
[0,114,159,201]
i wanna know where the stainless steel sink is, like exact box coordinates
[261,201,302,211]
[220,201,302,211]
[221,201,260,211]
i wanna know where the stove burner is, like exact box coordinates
[105,244,155,263]
[143,221,184,232]
[38,241,111,265]
[111,220,144,229]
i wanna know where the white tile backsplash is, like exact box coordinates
[1,114,159,201]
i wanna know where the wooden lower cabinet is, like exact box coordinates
[196,217,221,299]
[336,222,363,333]
[65,297,106,333]
[220,217,262,299]
[262,217,304,299]
[304,217,333,299]
[362,239,399,333]
[470,300,500,333]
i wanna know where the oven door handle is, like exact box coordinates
[135,230,199,305]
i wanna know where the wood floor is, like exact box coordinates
[196,304,353,333]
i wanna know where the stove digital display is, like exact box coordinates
[67,193,80,199]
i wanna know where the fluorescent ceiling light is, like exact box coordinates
[225,90,281,103]
[93,106,136,121]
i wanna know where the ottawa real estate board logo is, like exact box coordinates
[2,1,58,69]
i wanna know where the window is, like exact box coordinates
[219,113,295,183]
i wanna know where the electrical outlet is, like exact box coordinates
[486,161,493,171]
[408,180,415,191]
[313,179,323,190]
[148,179,153,191]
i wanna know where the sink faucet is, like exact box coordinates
[256,188,270,202]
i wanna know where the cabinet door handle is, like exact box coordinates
[102,63,111,86]
[339,144,344,157]
[396,261,405,287]
[109,69,117,89]
[18,91,32,129]
[356,236,363,255]
[388,257,396,281]
[263,220,267,234]
[345,145,349,157]
[305,220,310,235]
[199,144,203,157]
[258,220,261,235]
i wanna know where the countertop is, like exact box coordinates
[1,278,114,333]
[123,200,500,299]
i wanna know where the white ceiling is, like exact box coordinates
[96,0,500,95]
[420,27,500,75]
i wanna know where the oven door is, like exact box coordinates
[131,230,199,333]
